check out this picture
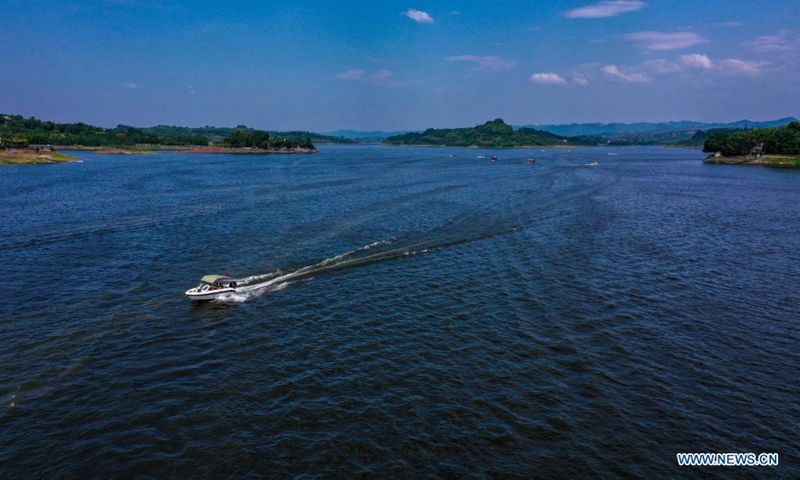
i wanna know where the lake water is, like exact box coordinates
[1,146,798,477]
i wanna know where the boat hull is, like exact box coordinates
[185,288,236,301]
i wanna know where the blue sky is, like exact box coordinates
[1,0,799,130]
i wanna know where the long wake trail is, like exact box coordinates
[217,166,617,303]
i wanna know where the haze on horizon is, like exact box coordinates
[1,0,798,132]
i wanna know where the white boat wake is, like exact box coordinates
[209,166,617,304]
[215,239,397,303]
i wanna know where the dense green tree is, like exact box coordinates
[0,113,247,148]
[0,112,324,150]
[703,124,800,156]
[250,130,270,149]
[384,119,566,147]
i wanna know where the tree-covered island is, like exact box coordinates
[382,119,574,147]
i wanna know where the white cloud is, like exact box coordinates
[121,82,140,90]
[620,31,708,50]
[680,54,713,69]
[573,74,590,86]
[531,73,567,84]
[404,9,434,24]
[719,59,767,76]
[679,55,766,75]
[602,65,650,82]
[565,1,646,19]
[744,29,793,52]
[446,55,518,71]
[588,53,768,84]
[337,69,367,80]
[639,54,767,78]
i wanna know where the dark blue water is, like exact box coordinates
[1,146,798,477]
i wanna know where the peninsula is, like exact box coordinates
[703,121,800,168]
[0,113,324,163]
[0,147,79,165]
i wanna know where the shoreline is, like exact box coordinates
[0,148,80,165]
[57,145,195,153]
[377,143,703,150]
[704,154,800,168]
[56,145,320,154]
[379,143,585,149]
[177,146,318,154]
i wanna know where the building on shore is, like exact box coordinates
[28,144,53,152]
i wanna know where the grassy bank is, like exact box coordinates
[0,149,80,165]
[56,146,158,154]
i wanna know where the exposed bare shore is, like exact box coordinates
[56,145,318,154]
[0,148,80,165]
[380,144,583,149]
[55,146,156,154]
[179,146,318,154]
[704,154,800,168]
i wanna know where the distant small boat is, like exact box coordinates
[490,156,498,162]
[527,158,536,164]
[590,161,598,166]
[607,153,618,156]
[477,155,485,158]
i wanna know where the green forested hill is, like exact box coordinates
[532,117,798,136]
[270,130,357,144]
[0,114,209,147]
[0,114,322,149]
[144,125,357,144]
[141,125,242,139]
[703,122,800,156]
[383,119,568,147]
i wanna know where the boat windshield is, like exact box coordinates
[190,277,237,293]
[196,281,233,290]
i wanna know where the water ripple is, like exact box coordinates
[0,147,798,477]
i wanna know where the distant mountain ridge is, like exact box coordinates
[328,118,799,143]
[144,125,356,144]
[529,117,799,136]
[324,130,420,141]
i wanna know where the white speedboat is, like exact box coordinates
[186,275,238,301]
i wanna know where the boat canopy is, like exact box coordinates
[200,274,230,284]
